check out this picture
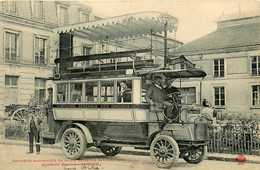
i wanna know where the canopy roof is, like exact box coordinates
[53,11,178,42]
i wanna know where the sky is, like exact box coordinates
[82,1,259,44]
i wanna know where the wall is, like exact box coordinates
[0,1,95,117]
[182,50,260,117]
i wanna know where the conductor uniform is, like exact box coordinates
[27,96,42,154]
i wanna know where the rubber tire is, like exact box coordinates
[183,145,207,164]
[61,128,86,159]
[100,146,122,156]
[150,135,179,168]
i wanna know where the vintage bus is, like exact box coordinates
[41,12,214,168]
[41,51,213,168]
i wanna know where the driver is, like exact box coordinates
[162,78,181,123]
[163,78,179,94]
[145,75,167,110]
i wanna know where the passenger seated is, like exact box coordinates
[57,92,64,102]
[118,81,132,102]
[86,90,94,102]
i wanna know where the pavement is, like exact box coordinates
[0,138,259,164]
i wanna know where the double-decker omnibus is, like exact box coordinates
[41,12,213,168]
[41,51,212,168]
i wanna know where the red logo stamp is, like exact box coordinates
[236,154,246,165]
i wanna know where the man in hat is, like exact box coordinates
[46,87,53,107]
[145,75,167,109]
[27,95,42,154]
[162,78,181,121]
[45,87,54,133]
[119,81,132,102]
[163,78,179,95]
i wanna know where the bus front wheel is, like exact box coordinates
[61,128,86,159]
[183,145,207,164]
[100,146,122,156]
[150,135,179,168]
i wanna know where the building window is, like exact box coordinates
[31,1,44,20]
[180,63,186,70]
[5,76,18,105]
[79,11,89,22]
[172,63,186,70]
[3,1,18,14]
[35,78,46,105]
[214,59,224,77]
[34,36,47,64]
[251,56,260,76]
[83,46,91,55]
[252,85,260,106]
[58,5,68,26]
[214,86,225,106]
[4,30,20,62]
[180,87,196,104]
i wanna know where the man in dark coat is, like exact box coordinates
[163,78,181,121]
[145,75,167,110]
[119,81,132,102]
[164,78,179,94]
[26,95,42,154]
[45,87,54,132]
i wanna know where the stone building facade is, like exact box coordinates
[0,1,182,117]
[0,1,96,116]
[171,10,260,118]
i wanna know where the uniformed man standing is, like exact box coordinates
[26,95,42,154]
[45,87,54,132]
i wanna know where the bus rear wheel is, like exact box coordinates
[183,145,207,164]
[100,146,122,156]
[61,128,86,159]
[150,135,179,168]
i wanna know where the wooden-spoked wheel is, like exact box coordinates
[61,128,86,159]
[150,135,179,168]
[11,108,28,125]
[183,145,207,164]
[100,146,122,156]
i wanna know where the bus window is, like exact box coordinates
[100,81,114,103]
[70,83,82,103]
[85,82,98,102]
[56,84,68,103]
[117,80,132,103]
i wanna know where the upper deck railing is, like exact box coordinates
[53,48,160,80]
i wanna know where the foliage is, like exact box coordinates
[208,116,259,155]
[4,121,27,138]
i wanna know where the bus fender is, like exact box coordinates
[147,130,174,146]
[55,123,93,144]
[73,123,93,143]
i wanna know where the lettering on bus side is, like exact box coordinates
[53,104,149,109]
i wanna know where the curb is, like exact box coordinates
[207,155,260,164]
[0,139,259,164]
